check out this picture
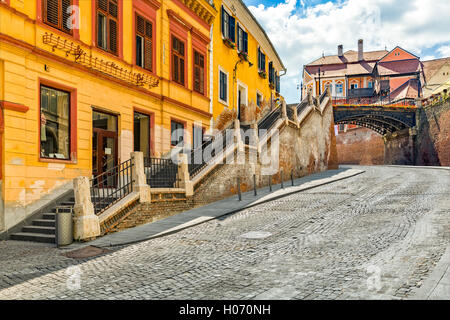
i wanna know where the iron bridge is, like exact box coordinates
[333,104,417,135]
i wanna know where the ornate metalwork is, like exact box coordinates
[43,33,159,89]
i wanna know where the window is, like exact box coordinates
[171,120,184,147]
[192,125,204,150]
[258,47,266,72]
[43,0,72,34]
[134,112,151,158]
[256,93,262,107]
[40,86,71,160]
[96,0,119,55]
[172,36,185,86]
[269,62,275,84]
[237,25,248,53]
[368,81,373,88]
[136,14,153,71]
[219,69,228,103]
[221,6,235,42]
[193,51,205,95]
[336,83,343,95]
[325,83,332,94]
[350,83,358,89]
[276,74,281,93]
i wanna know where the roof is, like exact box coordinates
[307,50,388,66]
[422,57,450,82]
[376,59,421,76]
[237,0,286,72]
[390,79,420,100]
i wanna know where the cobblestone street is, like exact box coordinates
[0,166,449,300]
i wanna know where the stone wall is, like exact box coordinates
[383,128,416,165]
[109,98,338,232]
[416,100,450,166]
[194,99,337,204]
[336,127,385,165]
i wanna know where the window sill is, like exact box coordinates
[39,157,77,165]
[218,99,229,107]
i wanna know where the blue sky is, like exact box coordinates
[242,0,450,103]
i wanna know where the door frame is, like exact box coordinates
[93,128,119,178]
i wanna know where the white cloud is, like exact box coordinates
[247,0,450,103]
[437,45,450,58]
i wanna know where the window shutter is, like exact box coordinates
[221,6,225,36]
[109,0,118,18]
[45,0,59,27]
[137,15,145,34]
[98,0,108,12]
[258,48,261,70]
[109,18,118,54]
[236,23,240,50]
[243,32,248,53]
[229,16,235,42]
[144,38,152,71]
[62,0,71,32]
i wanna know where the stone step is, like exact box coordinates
[22,225,55,235]
[33,219,55,227]
[10,232,55,244]
[43,213,56,220]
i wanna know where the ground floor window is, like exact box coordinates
[40,85,70,159]
[171,120,184,147]
[256,92,262,107]
[134,112,151,158]
[192,125,204,150]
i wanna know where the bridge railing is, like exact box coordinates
[332,96,416,107]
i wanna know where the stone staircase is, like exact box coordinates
[9,197,75,244]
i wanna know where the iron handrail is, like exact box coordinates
[90,159,134,216]
[188,121,235,178]
[144,157,180,188]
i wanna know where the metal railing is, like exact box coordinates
[258,107,281,138]
[297,97,309,117]
[332,96,416,106]
[188,122,235,178]
[286,105,295,121]
[347,88,374,98]
[90,159,134,215]
[319,87,329,104]
[144,157,180,188]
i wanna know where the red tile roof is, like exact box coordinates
[376,59,421,76]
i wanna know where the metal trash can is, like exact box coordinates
[55,206,73,247]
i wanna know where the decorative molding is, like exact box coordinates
[0,101,29,113]
[172,0,217,27]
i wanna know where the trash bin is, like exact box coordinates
[55,206,73,247]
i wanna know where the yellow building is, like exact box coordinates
[0,0,217,232]
[0,0,285,234]
[211,0,286,125]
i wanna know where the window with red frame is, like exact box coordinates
[193,51,205,95]
[43,0,73,34]
[172,36,185,86]
[136,14,153,72]
[96,0,119,55]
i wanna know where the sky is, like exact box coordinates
[242,0,450,103]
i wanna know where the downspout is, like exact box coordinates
[209,23,214,132]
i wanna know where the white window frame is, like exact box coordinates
[218,66,229,106]
[256,90,263,107]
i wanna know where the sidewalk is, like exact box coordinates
[410,244,450,300]
[62,168,364,251]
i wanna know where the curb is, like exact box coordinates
[385,165,450,171]
[94,169,365,248]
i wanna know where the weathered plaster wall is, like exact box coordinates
[384,129,416,165]
[194,99,337,204]
[416,100,450,166]
[336,127,385,165]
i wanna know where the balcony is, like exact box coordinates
[348,88,375,98]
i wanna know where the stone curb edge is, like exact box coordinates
[98,169,365,248]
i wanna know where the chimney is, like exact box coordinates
[338,45,343,57]
[358,39,363,61]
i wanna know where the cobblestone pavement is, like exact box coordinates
[0,166,449,300]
